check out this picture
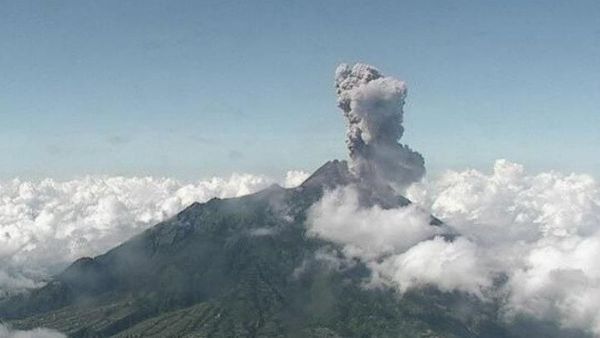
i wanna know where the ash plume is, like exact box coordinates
[335,63,425,194]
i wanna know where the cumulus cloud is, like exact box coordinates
[370,236,491,297]
[408,160,600,333]
[0,325,65,338]
[306,185,491,298]
[0,171,301,295]
[307,160,600,334]
[335,63,425,195]
[283,170,310,188]
[307,185,442,260]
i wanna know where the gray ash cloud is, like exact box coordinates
[335,63,425,194]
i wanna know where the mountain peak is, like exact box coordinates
[300,160,353,190]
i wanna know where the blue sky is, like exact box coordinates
[1,0,598,180]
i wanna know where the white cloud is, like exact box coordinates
[0,172,300,295]
[249,227,278,237]
[505,235,600,333]
[0,325,65,338]
[371,236,491,297]
[308,160,600,334]
[307,186,491,297]
[284,170,310,188]
[307,185,441,260]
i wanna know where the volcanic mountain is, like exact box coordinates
[0,161,586,338]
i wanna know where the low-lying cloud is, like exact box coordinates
[307,185,442,260]
[308,160,600,334]
[284,170,311,189]
[0,324,65,338]
[0,170,308,296]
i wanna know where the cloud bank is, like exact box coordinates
[308,160,600,334]
[0,170,308,296]
[284,170,311,189]
[409,160,600,333]
[335,63,425,195]
[0,325,65,338]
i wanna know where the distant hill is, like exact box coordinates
[0,161,589,337]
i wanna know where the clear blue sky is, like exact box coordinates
[1,0,599,180]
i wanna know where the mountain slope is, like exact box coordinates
[0,161,587,337]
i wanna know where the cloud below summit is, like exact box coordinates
[408,159,600,333]
[0,324,65,338]
[0,171,308,296]
[308,159,600,334]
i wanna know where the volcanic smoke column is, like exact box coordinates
[335,63,425,193]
